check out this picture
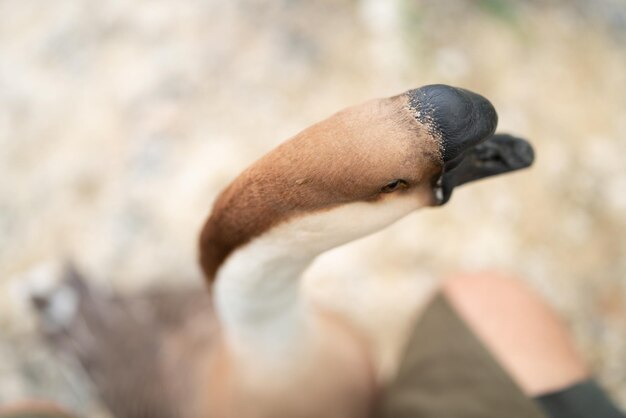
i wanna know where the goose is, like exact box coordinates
[18,84,533,418]
[197,84,533,418]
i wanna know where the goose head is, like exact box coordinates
[200,84,534,281]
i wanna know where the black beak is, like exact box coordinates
[438,134,534,204]
[406,85,534,205]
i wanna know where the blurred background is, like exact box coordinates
[1,0,625,415]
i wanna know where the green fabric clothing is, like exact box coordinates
[377,294,625,418]
[377,294,549,418]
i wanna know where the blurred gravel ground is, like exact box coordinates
[1,0,625,415]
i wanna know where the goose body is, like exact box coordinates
[30,85,533,418]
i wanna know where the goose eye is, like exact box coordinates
[381,179,408,193]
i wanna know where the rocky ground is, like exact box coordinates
[1,0,625,415]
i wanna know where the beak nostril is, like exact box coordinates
[514,141,535,165]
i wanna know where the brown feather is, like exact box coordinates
[199,94,442,281]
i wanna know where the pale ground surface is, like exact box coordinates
[1,0,625,415]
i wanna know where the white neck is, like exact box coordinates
[214,194,426,364]
[214,237,314,359]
